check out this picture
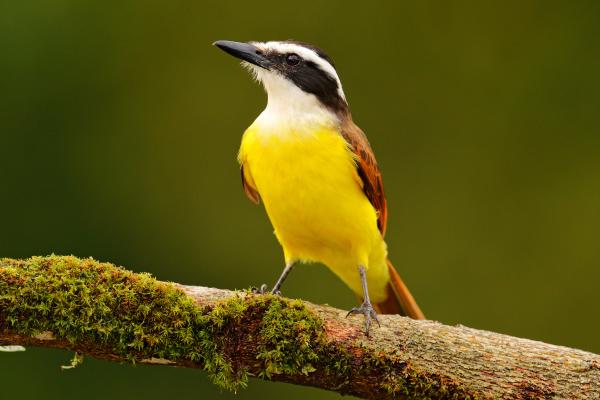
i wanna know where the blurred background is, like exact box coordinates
[1,1,599,398]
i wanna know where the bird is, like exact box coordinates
[214,39,425,334]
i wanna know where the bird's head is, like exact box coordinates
[214,40,348,118]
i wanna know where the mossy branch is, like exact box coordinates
[1,256,599,399]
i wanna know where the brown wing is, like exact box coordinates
[341,119,388,236]
[241,164,260,204]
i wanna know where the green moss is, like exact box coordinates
[255,297,323,378]
[0,255,480,399]
[61,352,84,370]
[0,255,325,392]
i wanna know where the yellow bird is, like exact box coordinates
[214,40,424,333]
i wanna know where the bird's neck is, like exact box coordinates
[251,74,340,137]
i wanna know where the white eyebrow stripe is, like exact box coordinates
[254,41,346,101]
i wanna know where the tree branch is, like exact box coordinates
[1,256,598,399]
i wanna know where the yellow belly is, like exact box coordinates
[239,125,389,302]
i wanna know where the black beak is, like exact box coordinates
[213,40,272,70]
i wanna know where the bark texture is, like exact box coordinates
[1,256,599,399]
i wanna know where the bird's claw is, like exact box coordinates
[346,301,380,336]
[250,284,281,296]
[251,284,268,294]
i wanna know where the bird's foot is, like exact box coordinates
[250,284,281,295]
[250,284,268,294]
[346,300,380,336]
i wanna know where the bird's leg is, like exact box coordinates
[270,262,296,295]
[252,262,296,295]
[346,265,380,336]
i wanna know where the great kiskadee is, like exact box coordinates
[214,40,425,333]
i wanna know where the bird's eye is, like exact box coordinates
[285,53,301,66]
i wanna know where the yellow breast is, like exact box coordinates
[239,124,390,301]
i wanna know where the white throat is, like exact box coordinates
[250,67,339,135]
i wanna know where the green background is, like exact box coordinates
[1,1,599,399]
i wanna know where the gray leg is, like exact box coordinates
[271,262,296,295]
[346,265,380,336]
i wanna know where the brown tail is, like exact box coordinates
[373,259,425,319]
